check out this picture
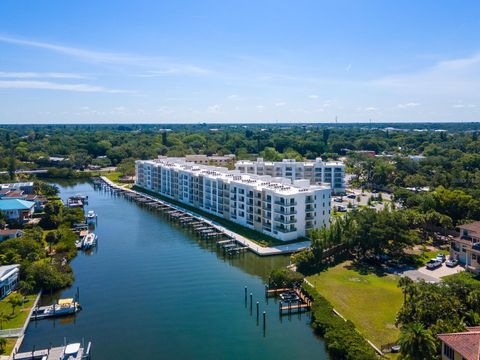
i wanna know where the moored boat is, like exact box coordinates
[86,210,97,224]
[82,232,97,249]
[33,298,81,319]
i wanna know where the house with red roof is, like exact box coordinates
[438,327,480,360]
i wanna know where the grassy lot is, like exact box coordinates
[307,261,403,349]
[1,338,17,356]
[0,293,37,330]
[134,185,305,247]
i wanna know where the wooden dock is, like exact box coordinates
[97,177,248,257]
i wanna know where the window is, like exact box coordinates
[443,344,454,360]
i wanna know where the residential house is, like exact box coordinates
[0,229,24,242]
[0,182,34,194]
[0,264,20,299]
[450,221,480,273]
[0,199,35,222]
[438,327,480,360]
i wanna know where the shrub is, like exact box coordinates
[302,284,376,360]
[268,268,304,288]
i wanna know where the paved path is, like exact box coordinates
[100,177,311,256]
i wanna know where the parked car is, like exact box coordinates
[347,194,356,199]
[337,205,347,212]
[426,258,442,270]
[436,253,446,263]
[334,197,343,202]
[446,258,459,267]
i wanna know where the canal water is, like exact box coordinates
[21,181,329,359]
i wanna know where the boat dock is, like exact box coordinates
[265,286,312,315]
[96,176,312,256]
[13,341,91,360]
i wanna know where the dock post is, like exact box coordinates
[250,293,253,314]
[263,311,266,337]
[279,301,282,315]
[256,301,259,322]
[264,284,268,298]
[244,286,247,306]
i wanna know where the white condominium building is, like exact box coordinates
[235,158,345,194]
[135,158,332,241]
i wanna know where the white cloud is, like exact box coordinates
[207,104,221,113]
[275,102,286,107]
[0,80,130,93]
[0,34,209,75]
[0,71,86,79]
[452,103,476,108]
[373,52,480,96]
[364,107,378,112]
[397,102,420,109]
[308,94,319,99]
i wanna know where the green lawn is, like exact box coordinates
[0,293,37,330]
[307,261,403,349]
[0,338,17,356]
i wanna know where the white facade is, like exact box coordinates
[235,158,345,194]
[136,158,332,241]
[0,264,20,299]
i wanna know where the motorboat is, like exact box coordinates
[82,232,97,249]
[33,298,81,319]
[279,291,300,303]
[86,210,97,224]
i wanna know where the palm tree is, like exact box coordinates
[399,322,437,360]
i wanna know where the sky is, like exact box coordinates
[0,0,480,124]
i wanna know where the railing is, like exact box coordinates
[273,207,297,215]
[274,217,297,224]
[274,226,297,233]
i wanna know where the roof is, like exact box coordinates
[438,329,480,360]
[459,221,480,235]
[0,199,35,211]
[3,190,24,198]
[0,264,20,282]
[0,229,23,236]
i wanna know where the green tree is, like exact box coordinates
[0,311,8,329]
[7,293,23,315]
[399,322,437,360]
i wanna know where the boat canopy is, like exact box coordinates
[58,298,74,305]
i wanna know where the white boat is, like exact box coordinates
[33,298,81,319]
[83,232,97,249]
[86,210,97,224]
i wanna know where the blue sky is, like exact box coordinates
[0,0,479,123]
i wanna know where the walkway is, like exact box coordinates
[100,177,311,256]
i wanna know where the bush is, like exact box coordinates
[268,268,304,288]
[302,284,376,360]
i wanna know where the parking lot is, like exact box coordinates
[331,188,394,213]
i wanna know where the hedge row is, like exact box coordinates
[302,284,377,360]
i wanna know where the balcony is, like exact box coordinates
[274,226,297,233]
[274,200,297,206]
[274,217,297,224]
[273,207,297,215]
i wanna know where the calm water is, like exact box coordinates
[21,181,329,359]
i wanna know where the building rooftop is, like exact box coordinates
[438,328,480,360]
[0,229,23,236]
[0,199,35,211]
[0,264,20,282]
[140,158,330,195]
[459,221,480,236]
[235,158,344,167]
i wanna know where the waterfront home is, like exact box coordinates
[136,157,331,241]
[0,182,34,194]
[0,229,24,242]
[235,158,345,194]
[0,264,20,299]
[0,199,35,223]
[184,154,236,167]
[449,221,480,273]
[438,327,480,360]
